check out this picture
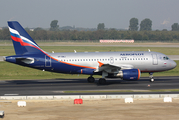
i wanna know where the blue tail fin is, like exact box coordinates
[8,21,45,55]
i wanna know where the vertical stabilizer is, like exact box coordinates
[8,21,45,55]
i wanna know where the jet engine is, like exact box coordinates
[116,69,141,80]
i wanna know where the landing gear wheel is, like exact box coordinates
[98,78,106,85]
[150,78,154,82]
[87,77,95,83]
[149,72,154,82]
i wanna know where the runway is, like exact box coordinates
[0,76,179,96]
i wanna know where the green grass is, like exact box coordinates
[0,60,179,80]
[1,46,179,56]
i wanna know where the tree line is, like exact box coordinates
[1,28,179,42]
[0,19,179,42]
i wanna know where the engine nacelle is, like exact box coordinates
[117,69,141,81]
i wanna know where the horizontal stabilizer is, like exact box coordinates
[16,57,34,64]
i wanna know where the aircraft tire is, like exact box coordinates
[87,77,95,83]
[150,78,154,82]
[98,78,106,85]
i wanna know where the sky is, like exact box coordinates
[0,0,179,30]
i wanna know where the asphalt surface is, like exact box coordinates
[0,76,179,96]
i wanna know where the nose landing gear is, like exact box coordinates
[149,72,154,82]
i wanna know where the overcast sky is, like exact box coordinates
[0,0,178,30]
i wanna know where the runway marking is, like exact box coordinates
[4,94,19,96]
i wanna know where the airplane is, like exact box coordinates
[3,21,177,84]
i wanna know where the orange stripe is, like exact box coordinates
[59,61,96,69]
[98,61,104,67]
[36,50,96,70]
[137,69,141,80]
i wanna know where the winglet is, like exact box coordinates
[98,61,104,67]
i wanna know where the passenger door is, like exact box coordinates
[152,54,158,65]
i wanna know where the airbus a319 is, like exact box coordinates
[3,21,177,84]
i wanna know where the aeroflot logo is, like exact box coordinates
[120,53,144,56]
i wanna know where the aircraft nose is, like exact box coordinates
[173,61,177,68]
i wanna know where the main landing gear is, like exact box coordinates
[98,78,106,85]
[87,76,107,85]
[87,76,95,83]
[149,72,154,82]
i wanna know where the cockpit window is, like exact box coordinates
[163,56,169,60]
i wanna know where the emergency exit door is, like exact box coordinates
[45,55,51,67]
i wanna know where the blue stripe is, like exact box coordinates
[10,32,20,38]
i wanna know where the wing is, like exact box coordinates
[94,61,134,73]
